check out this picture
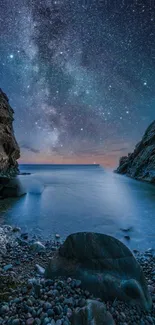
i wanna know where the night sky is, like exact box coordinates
[0,0,155,166]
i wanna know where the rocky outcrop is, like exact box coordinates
[115,121,155,183]
[45,232,152,311]
[0,88,20,177]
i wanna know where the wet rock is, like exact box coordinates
[26,318,35,325]
[50,320,56,325]
[35,264,45,275]
[12,227,21,233]
[3,264,13,271]
[21,233,28,240]
[0,304,9,315]
[16,238,28,246]
[120,227,133,232]
[43,302,52,311]
[45,232,152,310]
[30,242,46,252]
[124,235,130,240]
[12,319,20,325]
[72,299,115,325]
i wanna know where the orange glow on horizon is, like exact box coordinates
[19,152,121,168]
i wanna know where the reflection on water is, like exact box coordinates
[0,165,155,251]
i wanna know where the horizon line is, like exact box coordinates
[19,163,101,166]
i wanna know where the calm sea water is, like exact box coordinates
[0,164,155,251]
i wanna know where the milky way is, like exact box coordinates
[0,0,155,166]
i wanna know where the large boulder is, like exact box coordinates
[0,88,20,178]
[72,299,115,325]
[45,232,152,311]
[115,121,155,183]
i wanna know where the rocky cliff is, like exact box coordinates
[0,88,20,177]
[115,121,155,183]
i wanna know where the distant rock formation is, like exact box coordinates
[115,121,155,183]
[0,88,20,177]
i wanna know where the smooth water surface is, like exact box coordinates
[0,164,155,251]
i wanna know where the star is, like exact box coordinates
[0,0,154,167]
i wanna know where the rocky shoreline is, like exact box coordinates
[0,226,155,325]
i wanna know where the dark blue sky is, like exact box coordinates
[0,0,155,166]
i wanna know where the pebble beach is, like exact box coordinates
[0,225,155,325]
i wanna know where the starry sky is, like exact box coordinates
[0,0,155,167]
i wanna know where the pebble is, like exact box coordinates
[12,227,21,232]
[21,233,29,240]
[35,264,45,275]
[50,320,56,325]
[124,235,130,240]
[26,318,34,325]
[3,264,13,271]
[0,305,9,314]
[30,241,46,252]
[56,320,62,325]
[43,302,52,310]
[12,320,20,325]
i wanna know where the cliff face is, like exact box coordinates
[116,121,155,183]
[0,89,20,177]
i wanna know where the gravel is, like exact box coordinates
[0,225,155,325]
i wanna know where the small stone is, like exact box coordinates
[67,308,72,318]
[27,299,33,307]
[45,279,53,287]
[145,316,154,324]
[124,235,130,240]
[26,318,34,325]
[47,309,54,317]
[3,264,13,271]
[75,279,81,287]
[12,227,21,232]
[35,264,45,275]
[34,319,41,325]
[16,237,28,246]
[120,312,126,320]
[34,283,41,297]
[12,320,20,325]
[21,232,28,240]
[64,297,74,306]
[53,306,61,315]
[0,305,9,314]
[14,298,21,304]
[43,302,52,311]
[56,320,62,325]
[42,318,50,325]
[50,321,56,325]
[28,278,38,286]
[78,298,86,307]
[30,241,46,252]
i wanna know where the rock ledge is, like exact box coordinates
[115,121,155,183]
